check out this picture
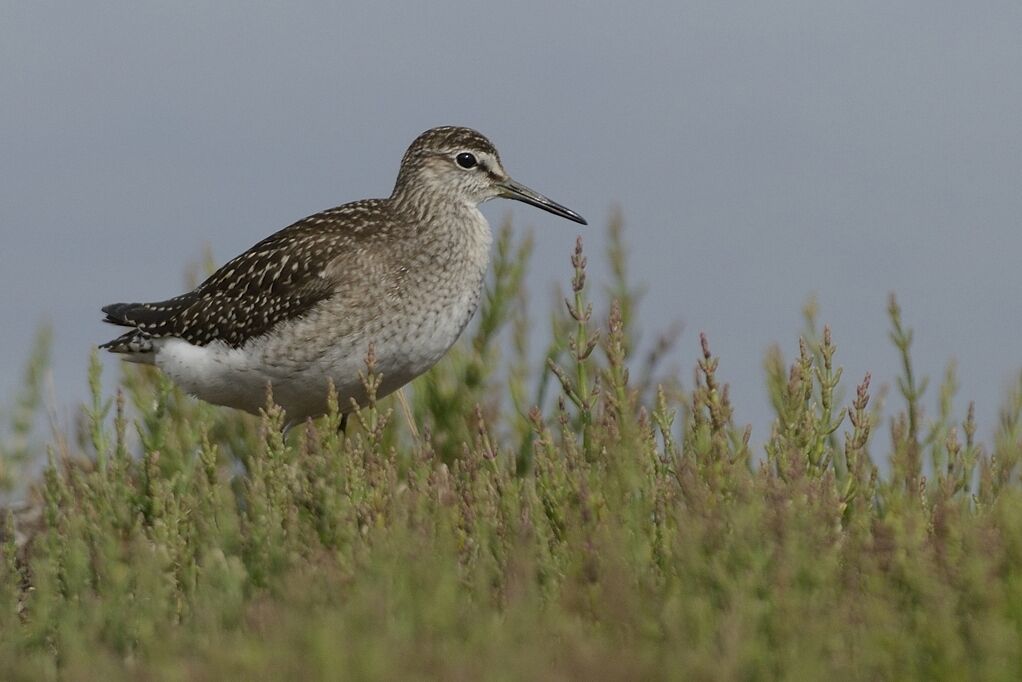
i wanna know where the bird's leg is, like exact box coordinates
[338,413,349,434]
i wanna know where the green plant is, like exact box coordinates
[1,222,1020,680]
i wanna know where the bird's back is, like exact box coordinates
[101,199,395,354]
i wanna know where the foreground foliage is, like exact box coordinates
[2,222,1021,680]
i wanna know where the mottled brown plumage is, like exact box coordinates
[101,126,585,424]
[103,202,386,349]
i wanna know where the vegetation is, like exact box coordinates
[2,219,1021,680]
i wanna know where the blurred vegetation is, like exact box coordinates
[1,219,1021,680]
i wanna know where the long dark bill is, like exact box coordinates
[499,178,587,225]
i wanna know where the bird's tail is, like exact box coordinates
[99,329,156,363]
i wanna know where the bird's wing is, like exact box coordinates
[101,207,371,350]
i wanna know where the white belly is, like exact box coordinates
[153,278,482,426]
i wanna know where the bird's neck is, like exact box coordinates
[387,192,492,288]
[389,183,479,232]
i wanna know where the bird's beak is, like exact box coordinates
[498,178,587,225]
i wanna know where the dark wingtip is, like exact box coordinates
[102,302,128,318]
[101,302,141,328]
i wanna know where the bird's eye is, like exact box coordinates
[456,152,477,169]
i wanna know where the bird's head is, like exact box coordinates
[393,126,586,225]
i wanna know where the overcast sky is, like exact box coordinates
[3,1,1022,444]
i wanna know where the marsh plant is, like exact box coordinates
[1,219,1021,680]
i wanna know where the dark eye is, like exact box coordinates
[456,152,477,169]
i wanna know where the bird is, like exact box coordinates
[100,126,586,429]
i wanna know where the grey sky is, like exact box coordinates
[3,2,1022,442]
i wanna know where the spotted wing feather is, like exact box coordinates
[101,207,373,352]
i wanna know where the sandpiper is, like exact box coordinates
[101,126,586,427]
